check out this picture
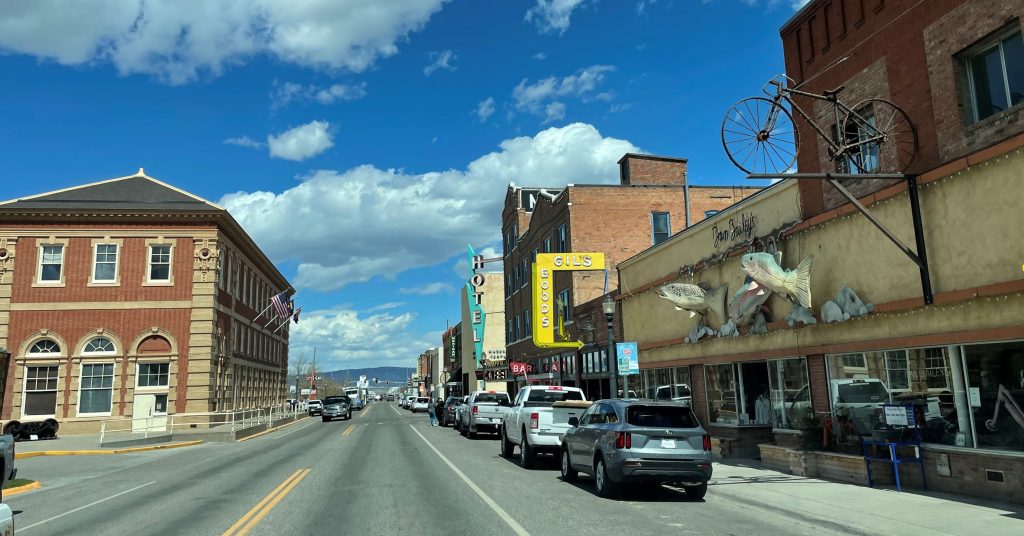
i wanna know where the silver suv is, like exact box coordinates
[321,396,352,422]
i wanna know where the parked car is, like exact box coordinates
[500,385,589,468]
[307,399,324,416]
[0,430,16,501]
[441,396,463,427]
[386,394,396,401]
[0,503,11,534]
[403,395,416,409]
[654,384,692,406]
[453,396,470,431]
[412,397,430,413]
[460,390,512,438]
[321,396,353,422]
[560,399,713,499]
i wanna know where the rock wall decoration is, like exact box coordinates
[786,305,817,327]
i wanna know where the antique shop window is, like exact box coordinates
[963,341,1024,453]
[704,364,739,425]
[768,357,810,430]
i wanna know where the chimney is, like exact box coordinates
[618,153,687,186]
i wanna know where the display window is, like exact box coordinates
[768,357,810,430]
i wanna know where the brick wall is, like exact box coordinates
[807,354,830,413]
[618,154,687,186]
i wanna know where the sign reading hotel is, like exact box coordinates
[467,244,488,365]
[532,252,606,348]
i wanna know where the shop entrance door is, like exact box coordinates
[740,362,772,426]
[132,393,168,433]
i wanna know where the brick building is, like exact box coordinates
[0,170,291,434]
[617,0,1024,504]
[502,154,759,397]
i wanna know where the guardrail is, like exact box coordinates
[98,406,299,445]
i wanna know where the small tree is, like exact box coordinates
[290,354,310,398]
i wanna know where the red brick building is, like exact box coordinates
[781,0,1024,216]
[0,170,291,434]
[501,154,759,397]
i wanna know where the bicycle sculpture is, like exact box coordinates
[722,75,918,176]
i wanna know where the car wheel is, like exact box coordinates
[561,447,578,482]
[467,424,476,440]
[322,417,330,422]
[683,482,708,500]
[500,426,514,459]
[594,457,619,499]
[521,430,536,469]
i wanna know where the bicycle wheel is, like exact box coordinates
[841,98,917,174]
[722,96,798,176]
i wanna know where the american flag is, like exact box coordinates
[271,291,291,319]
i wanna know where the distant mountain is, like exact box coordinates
[287,366,411,387]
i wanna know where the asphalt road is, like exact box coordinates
[7,402,846,535]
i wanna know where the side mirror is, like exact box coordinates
[568,417,579,427]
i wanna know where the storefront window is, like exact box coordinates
[964,341,1024,452]
[768,357,810,430]
[704,364,739,425]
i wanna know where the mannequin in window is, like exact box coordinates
[755,388,772,425]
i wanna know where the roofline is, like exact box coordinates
[0,169,225,210]
[780,0,821,35]
[617,153,688,165]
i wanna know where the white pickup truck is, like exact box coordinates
[460,390,512,438]
[500,385,590,468]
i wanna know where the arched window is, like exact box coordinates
[28,339,61,355]
[83,337,116,355]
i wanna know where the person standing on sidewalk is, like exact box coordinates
[427,399,439,426]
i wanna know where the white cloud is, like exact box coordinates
[790,0,810,9]
[224,136,266,149]
[423,49,457,76]
[267,120,334,161]
[525,0,588,35]
[399,282,453,295]
[476,97,495,122]
[367,302,405,311]
[607,102,635,114]
[636,0,656,14]
[0,0,447,85]
[533,52,547,60]
[271,81,368,109]
[289,307,433,370]
[221,123,641,291]
[512,64,614,120]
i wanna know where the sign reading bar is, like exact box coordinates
[532,253,606,348]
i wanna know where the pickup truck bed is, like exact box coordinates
[501,386,589,469]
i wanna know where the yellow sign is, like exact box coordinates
[532,253,606,348]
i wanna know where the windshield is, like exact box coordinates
[836,382,889,403]
[626,405,697,428]
[323,397,349,405]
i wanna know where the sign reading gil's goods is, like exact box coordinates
[532,253,606,348]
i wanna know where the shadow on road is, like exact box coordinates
[709,474,816,486]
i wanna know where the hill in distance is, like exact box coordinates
[288,366,412,387]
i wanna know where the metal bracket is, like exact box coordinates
[748,172,933,305]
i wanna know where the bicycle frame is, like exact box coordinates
[764,81,884,164]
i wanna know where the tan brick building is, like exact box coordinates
[0,170,290,434]
[501,154,759,397]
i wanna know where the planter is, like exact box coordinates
[756,444,894,485]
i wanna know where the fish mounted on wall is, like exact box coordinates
[656,282,728,322]
[740,251,813,308]
[729,276,772,326]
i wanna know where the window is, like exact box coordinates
[28,339,61,355]
[39,244,63,283]
[651,212,670,245]
[627,405,696,428]
[505,273,512,299]
[83,337,115,355]
[705,210,720,218]
[924,348,950,390]
[884,350,910,392]
[24,366,59,416]
[557,288,572,322]
[504,230,511,257]
[514,315,521,341]
[834,107,880,173]
[92,244,118,282]
[962,27,1024,123]
[524,309,531,336]
[506,319,513,344]
[768,357,810,430]
[521,258,529,288]
[153,393,168,415]
[543,237,551,253]
[138,363,170,388]
[556,224,567,253]
[513,263,519,292]
[79,363,114,414]
[532,248,539,262]
[704,363,739,425]
[149,245,172,282]
[511,223,519,249]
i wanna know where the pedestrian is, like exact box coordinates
[434,397,445,426]
[428,398,439,426]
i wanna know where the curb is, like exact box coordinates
[3,481,41,497]
[236,416,308,443]
[15,439,204,459]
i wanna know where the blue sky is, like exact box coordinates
[0,0,806,371]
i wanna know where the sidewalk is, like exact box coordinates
[709,459,1024,535]
[14,434,202,457]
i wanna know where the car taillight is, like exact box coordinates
[702,434,711,452]
[530,412,539,429]
[472,405,478,415]
[615,432,631,449]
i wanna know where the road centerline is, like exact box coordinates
[19,481,158,532]
[408,424,530,536]
[223,468,309,536]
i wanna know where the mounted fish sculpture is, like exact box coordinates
[656,282,728,322]
[729,276,772,326]
[740,251,813,308]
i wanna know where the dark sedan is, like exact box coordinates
[560,399,712,499]
[440,396,463,427]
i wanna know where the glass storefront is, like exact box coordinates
[639,366,691,402]
[826,341,1024,453]
[768,357,811,430]
[703,358,809,429]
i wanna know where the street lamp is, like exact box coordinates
[602,295,618,399]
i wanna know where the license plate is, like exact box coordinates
[661,439,677,449]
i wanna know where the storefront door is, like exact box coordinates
[132,393,168,433]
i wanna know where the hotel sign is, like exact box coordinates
[467,244,488,366]
[532,253,606,348]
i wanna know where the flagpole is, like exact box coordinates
[264,315,278,328]
[251,302,273,323]
[272,318,289,334]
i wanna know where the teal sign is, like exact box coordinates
[467,244,486,366]
[616,342,640,375]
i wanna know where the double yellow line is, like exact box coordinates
[223,468,310,536]
[342,424,356,436]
